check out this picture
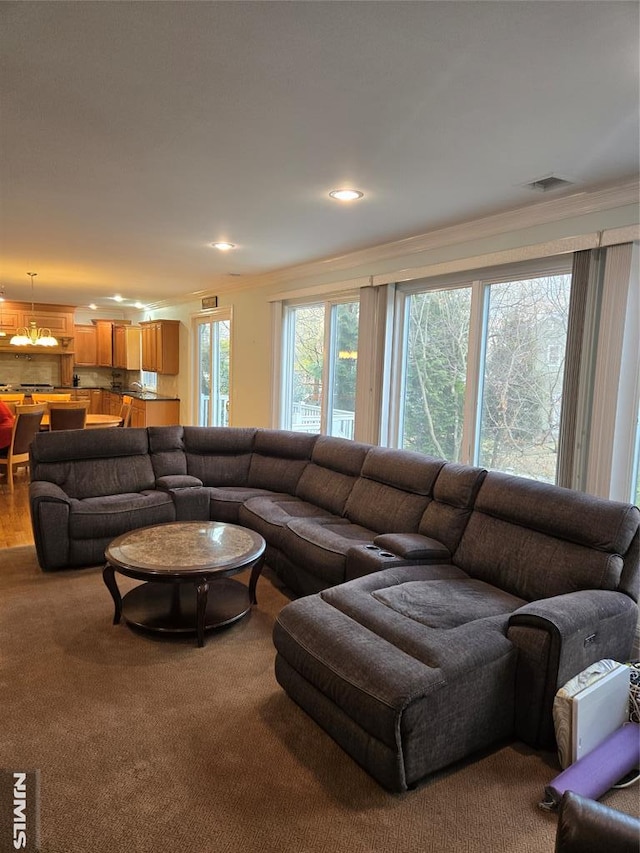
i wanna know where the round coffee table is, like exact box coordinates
[103,521,266,647]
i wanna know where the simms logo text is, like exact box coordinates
[13,772,27,849]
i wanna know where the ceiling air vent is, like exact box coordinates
[523,175,574,193]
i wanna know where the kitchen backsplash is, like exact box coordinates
[74,367,123,388]
[0,354,140,389]
[0,353,62,386]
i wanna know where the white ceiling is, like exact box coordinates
[1,1,638,308]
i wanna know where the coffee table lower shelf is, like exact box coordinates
[121,578,251,637]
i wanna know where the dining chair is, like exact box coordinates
[48,404,88,431]
[0,405,46,491]
[32,393,72,404]
[118,401,132,427]
[0,394,26,405]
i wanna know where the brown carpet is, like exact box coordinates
[1,546,637,853]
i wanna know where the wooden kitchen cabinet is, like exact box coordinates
[53,388,102,412]
[130,398,146,428]
[95,321,113,367]
[0,300,74,350]
[112,324,141,370]
[18,307,74,339]
[71,389,91,407]
[140,320,179,374]
[72,320,112,366]
[101,391,121,416]
[74,322,140,369]
[130,397,180,427]
[73,325,98,366]
[60,355,74,387]
[140,323,154,372]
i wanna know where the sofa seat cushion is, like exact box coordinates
[68,490,175,540]
[283,517,377,585]
[273,565,519,791]
[206,486,284,523]
[239,495,334,549]
[320,566,525,654]
[371,578,526,629]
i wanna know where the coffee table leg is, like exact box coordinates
[196,581,209,648]
[103,563,122,625]
[248,554,265,605]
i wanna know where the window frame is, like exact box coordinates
[192,307,233,427]
[279,292,360,437]
[388,255,574,474]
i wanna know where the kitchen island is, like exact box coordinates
[45,387,179,426]
[92,388,181,427]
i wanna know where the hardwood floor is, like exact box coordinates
[0,472,35,548]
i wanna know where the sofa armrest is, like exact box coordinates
[29,481,72,571]
[155,475,209,522]
[555,791,640,853]
[507,590,638,747]
[30,480,71,504]
[345,535,451,581]
[372,533,450,561]
[155,475,204,490]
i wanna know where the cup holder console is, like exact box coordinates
[364,544,396,558]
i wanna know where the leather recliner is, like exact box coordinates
[555,791,640,853]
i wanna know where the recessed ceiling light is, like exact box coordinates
[134,302,145,309]
[329,189,364,202]
[113,294,124,302]
[211,242,236,251]
[88,304,97,310]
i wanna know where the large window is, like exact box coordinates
[392,259,572,481]
[281,298,359,438]
[401,286,471,461]
[477,274,570,481]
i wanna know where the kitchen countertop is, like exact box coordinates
[58,386,180,402]
[110,389,180,401]
[111,389,180,401]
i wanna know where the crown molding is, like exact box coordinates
[147,177,639,310]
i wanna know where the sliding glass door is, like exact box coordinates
[195,311,231,426]
[281,298,359,438]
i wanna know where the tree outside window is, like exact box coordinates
[399,269,571,482]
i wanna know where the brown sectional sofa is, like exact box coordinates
[28,425,640,792]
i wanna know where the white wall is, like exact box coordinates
[142,181,639,434]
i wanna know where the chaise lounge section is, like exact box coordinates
[273,471,639,790]
[28,425,640,792]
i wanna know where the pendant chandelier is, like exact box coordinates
[10,272,59,347]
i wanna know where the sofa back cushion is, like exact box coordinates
[182,427,256,486]
[454,472,640,601]
[148,425,187,477]
[344,447,445,533]
[419,463,487,553]
[249,430,318,492]
[295,436,370,515]
[30,428,156,498]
